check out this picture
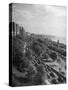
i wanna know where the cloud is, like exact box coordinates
[44,5,66,16]
[12,4,66,38]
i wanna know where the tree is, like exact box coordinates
[49,52,57,60]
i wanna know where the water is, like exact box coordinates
[52,37,66,45]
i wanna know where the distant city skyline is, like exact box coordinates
[12,3,66,39]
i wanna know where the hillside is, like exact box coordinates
[10,22,66,86]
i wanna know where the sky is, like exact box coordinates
[12,3,66,39]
